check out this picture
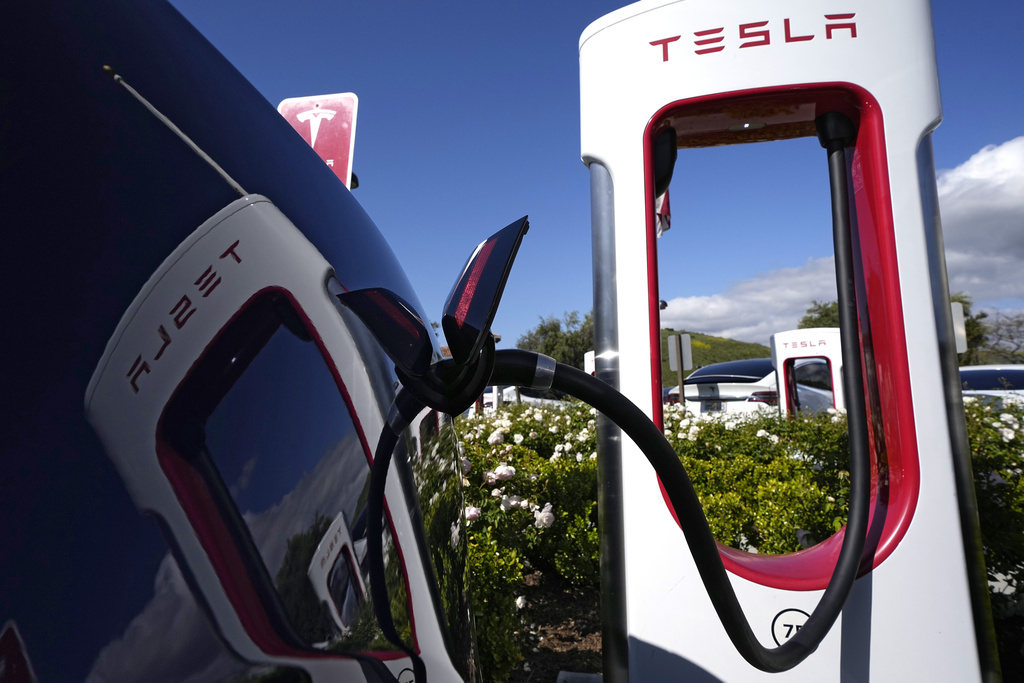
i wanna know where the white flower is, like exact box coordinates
[963,396,977,404]
[770,434,780,444]
[577,430,589,442]
[501,495,523,512]
[485,471,497,484]
[589,452,597,460]
[465,506,481,522]
[756,429,769,438]
[516,596,527,610]
[529,431,539,439]
[487,429,505,445]
[491,487,504,497]
[576,454,583,462]
[549,453,561,463]
[514,433,525,445]
[1000,413,1020,430]
[1001,428,1015,443]
[493,463,516,480]
[534,502,555,528]
[461,457,472,474]
[450,521,461,549]
[549,425,559,434]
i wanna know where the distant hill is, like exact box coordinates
[660,329,770,385]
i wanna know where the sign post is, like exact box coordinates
[666,333,692,404]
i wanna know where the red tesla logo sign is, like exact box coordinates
[278,93,358,189]
[650,13,857,61]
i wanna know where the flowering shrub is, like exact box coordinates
[457,397,1024,680]
[459,403,600,586]
[961,396,1024,676]
[457,403,598,681]
[662,404,851,553]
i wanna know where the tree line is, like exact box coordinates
[800,294,1024,365]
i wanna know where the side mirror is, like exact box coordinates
[338,216,529,414]
[442,216,529,366]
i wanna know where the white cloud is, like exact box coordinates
[661,257,836,345]
[937,136,1024,303]
[661,137,1024,343]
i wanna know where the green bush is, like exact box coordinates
[456,397,1024,680]
[962,396,1024,677]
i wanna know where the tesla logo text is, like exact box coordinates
[127,240,243,393]
[650,14,856,61]
[297,107,336,148]
[319,526,349,569]
[782,339,829,349]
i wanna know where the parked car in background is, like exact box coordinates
[667,358,779,415]
[472,385,564,415]
[959,365,1024,402]
[666,357,835,415]
[502,385,565,408]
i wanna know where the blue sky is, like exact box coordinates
[168,0,1024,346]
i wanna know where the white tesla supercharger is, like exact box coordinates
[580,1,999,681]
[772,328,844,415]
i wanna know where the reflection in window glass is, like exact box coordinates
[329,546,363,627]
[784,357,835,414]
[166,293,407,652]
[202,307,371,645]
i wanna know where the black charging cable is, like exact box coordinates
[365,388,428,683]
[490,348,869,672]
[363,111,869,675]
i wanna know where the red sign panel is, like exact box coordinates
[277,93,358,188]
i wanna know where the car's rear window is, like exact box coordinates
[686,358,774,384]
[960,367,1024,391]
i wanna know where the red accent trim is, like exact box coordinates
[650,36,681,62]
[738,21,770,49]
[156,288,419,656]
[157,439,310,657]
[642,83,921,590]
[367,289,424,340]
[454,239,497,329]
[784,18,814,43]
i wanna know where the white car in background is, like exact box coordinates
[474,385,564,414]
[667,358,835,416]
[501,385,564,408]
[666,358,778,415]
